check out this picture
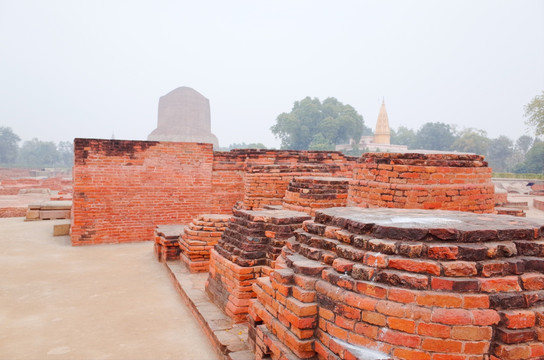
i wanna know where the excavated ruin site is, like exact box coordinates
[2,138,544,360]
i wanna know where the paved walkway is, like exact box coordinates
[0,218,219,360]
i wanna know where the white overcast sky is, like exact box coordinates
[1,0,543,148]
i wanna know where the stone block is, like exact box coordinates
[53,223,71,236]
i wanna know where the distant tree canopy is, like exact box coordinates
[388,121,542,174]
[271,97,364,150]
[525,90,544,136]
[0,126,20,163]
[0,127,73,168]
[227,142,267,150]
[414,122,456,151]
[514,139,544,174]
[451,128,489,155]
[19,138,60,167]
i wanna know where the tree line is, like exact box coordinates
[389,124,542,174]
[0,127,73,168]
[270,92,544,175]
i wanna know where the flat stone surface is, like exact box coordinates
[295,176,351,183]
[315,207,543,242]
[38,200,72,210]
[234,208,311,224]
[0,218,218,360]
[199,214,232,222]
[156,224,186,238]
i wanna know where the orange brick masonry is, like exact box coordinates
[349,153,495,213]
[180,214,231,272]
[249,207,544,360]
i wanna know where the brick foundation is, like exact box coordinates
[206,209,310,323]
[249,207,544,360]
[153,225,184,262]
[0,207,27,217]
[535,199,544,212]
[349,153,495,213]
[283,176,350,216]
[179,214,230,272]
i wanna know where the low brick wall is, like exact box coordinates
[179,214,230,272]
[0,207,27,217]
[249,207,544,360]
[535,199,544,211]
[283,176,350,216]
[153,225,184,262]
[349,153,495,213]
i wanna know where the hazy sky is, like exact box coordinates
[1,0,543,148]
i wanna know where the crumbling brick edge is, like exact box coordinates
[163,260,253,360]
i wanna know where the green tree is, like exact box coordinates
[515,135,533,155]
[57,141,74,167]
[414,122,457,151]
[18,138,60,167]
[451,128,489,155]
[524,91,544,137]
[513,139,544,174]
[0,127,21,164]
[390,126,417,149]
[487,136,514,172]
[228,142,267,150]
[271,97,364,150]
[308,133,335,151]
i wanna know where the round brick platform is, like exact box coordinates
[349,152,495,213]
[249,207,544,360]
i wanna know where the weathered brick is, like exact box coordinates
[495,327,535,344]
[500,310,536,329]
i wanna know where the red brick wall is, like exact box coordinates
[240,150,356,210]
[71,141,355,245]
[349,153,495,213]
[72,139,221,245]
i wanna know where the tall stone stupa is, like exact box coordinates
[147,87,219,148]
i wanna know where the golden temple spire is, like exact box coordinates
[374,99,390,145]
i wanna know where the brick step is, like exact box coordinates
[496,207,526,217]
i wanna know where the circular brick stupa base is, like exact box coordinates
[249,207,544,360]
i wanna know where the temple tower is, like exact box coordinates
[373,99,390,145]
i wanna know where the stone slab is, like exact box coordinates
[40,209,71,220]
[156,224,185,239]
[315,206,543,242]
[53,222,71,236]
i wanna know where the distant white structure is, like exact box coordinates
[336,100,408,152]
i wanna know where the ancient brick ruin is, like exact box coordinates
[206,209,311,323]
[249,207,544,360]
[349,153,494,212]
[69,138,544,360]
[283,176,350,216]
[179,214,231,272]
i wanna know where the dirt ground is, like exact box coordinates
[0,218,219,360]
